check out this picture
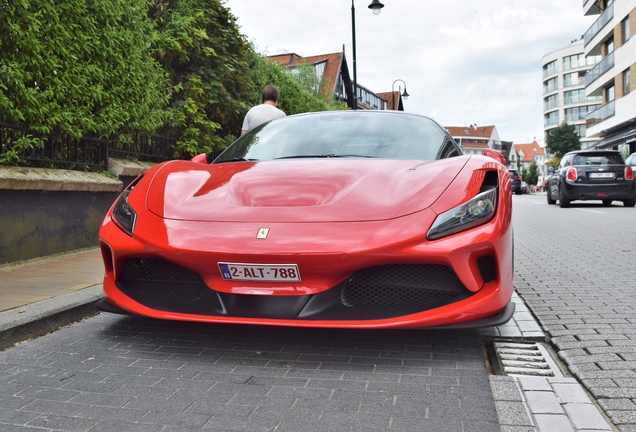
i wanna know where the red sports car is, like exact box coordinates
[97,111,514,329]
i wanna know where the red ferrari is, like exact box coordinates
[97,111,514,329]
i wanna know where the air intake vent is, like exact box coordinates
[118,258,207,302]
[341,264,471,308]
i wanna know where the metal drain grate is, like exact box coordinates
[493,342,563,377]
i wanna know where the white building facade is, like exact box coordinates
[583,0,636,158]
[542,39,601,149]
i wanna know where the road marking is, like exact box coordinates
[574,208,604,214]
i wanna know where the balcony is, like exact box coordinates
[585,51,614,86]
[543,80,559,95]
[584,2,613,46]
[544,98,558,111]
[586,100,615,127]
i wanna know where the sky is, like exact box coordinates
[224,0,596,146]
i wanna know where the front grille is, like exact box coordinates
[341,264,470,308]
[118,258,207,302]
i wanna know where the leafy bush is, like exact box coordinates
[0,0,171,139]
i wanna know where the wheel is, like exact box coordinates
[547,189,556,205]
[558,186,570,208]
[602,199,612,206]
[623,198,636,207]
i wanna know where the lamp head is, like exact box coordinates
[402,88,410,100]
[368,0,384,15]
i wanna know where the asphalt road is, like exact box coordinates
[512,192,636,430]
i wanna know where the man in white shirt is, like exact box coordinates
[241,85,286,136]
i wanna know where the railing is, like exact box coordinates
[544,97,558,111]
[0,122,108,171]
[0,122,183,171]
[543,79,559,95]
[110,133,176,162]
[544,114,560,127]
[585,51,614,86]
[584,2,613,46]
[543,63,558,79]
[586,100,615,127]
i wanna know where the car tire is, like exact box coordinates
[602,199,612,206]
[559,187,570,208]
[623,198,636,207]
[547,189,556,205]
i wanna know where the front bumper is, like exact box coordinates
[98,203,513,329]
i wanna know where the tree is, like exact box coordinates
[150,0,255,157]
[0,0,171,140]
[526,160,540,187]
[546,122,581,158]
[546,157,560,171]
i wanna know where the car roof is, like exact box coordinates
[564,149,621,156]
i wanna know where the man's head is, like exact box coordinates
[262,85,280,104]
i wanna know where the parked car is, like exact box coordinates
[546,149,636,208]
[97,111,515,329]
[509,169,522,194]
[520,181,529,194]
[625,152,636,170]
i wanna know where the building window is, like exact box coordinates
[563,72,582,87]
[606,84,615,102]
[543,60,557,77]
[544,111,559,126]
[563,54,583,70]
[544,94,558,110]
[573,124,587,138]
[624,68,631,96]
[564,89,602,104]
[564,89,585,104]
[565,105,601,121]
[606,37,615,54]
[543,77,558,94]
[623,16,631,44]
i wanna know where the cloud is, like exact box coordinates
[225,0,595,144]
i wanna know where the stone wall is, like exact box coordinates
[0,159,151,264]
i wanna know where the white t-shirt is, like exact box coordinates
[241,104,286,132]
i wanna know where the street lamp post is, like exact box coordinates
[391,79,410,111]
[351,0,384,110]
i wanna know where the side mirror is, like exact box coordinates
[483,149,505,165]
[190,153,208,164]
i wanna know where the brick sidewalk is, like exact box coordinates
[0,248,103,312]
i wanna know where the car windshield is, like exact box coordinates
[572,153,624,166]
[213,112,454,163]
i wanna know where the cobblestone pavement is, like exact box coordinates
[0,314,499,431]
[512,194,636,431]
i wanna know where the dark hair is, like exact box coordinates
[262,85,279,103]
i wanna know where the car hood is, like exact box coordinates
[145,158,468,222]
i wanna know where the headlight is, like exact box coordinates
[112,190,137,236]
[427,188,497,240]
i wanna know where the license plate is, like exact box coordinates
[589,172,614,178]
[218,263,301,281]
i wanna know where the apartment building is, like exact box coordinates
[583,0,636,158]
[542,39,601,149]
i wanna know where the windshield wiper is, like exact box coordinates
[274,154,376,160]
[215,157,258,164]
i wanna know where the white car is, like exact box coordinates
[626,152,636,170]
